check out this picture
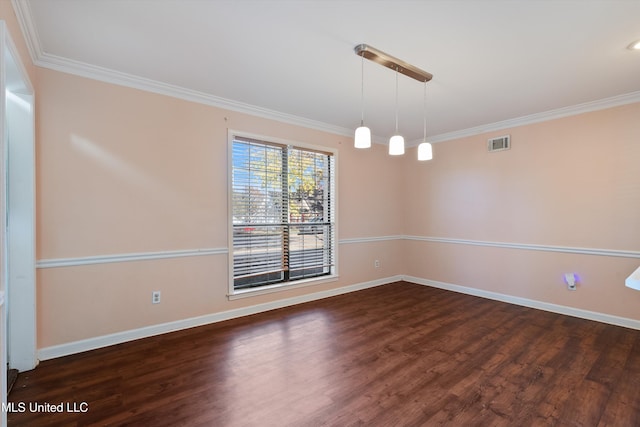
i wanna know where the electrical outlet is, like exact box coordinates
[152,291,161,304]
[374,260,380,268]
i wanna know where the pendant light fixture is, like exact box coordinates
[353,44,433,160]
[417,80,433,161]
[354,51,371,149]
[388,67,405,155]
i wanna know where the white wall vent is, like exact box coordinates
[488,135,510,152]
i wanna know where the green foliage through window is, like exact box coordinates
[231,136,336,290]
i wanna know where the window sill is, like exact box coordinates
[228,275,339,300]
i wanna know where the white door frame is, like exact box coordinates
[1,20,36,426]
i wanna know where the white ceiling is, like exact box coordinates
[14,0,640,143]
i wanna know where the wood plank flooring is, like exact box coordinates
[8,282,640,426]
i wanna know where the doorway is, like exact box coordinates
[6,88,36,369]
[1,21,36,425]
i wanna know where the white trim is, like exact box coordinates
[0,291,4,307]
[33,236,640,270]
[0,23,8,427]
[37,275,401,361]
[426,91,640,144]
[227,129,340,156]
[228,275,339,300]
[404,235,640,259]
[12,1,640,148]
[227,129,339,298]
[2,18,38,378]
[10,0,41,68]
[37,273,640,360]
[403,275,640,331]
[41,52,355,138]
[10,0,356,139]
[36,248,228,269]
[35,50,640,149]
[339,235,403,245]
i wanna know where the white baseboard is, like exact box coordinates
[38,273,640,361]
[403,275,640,331]
[37,275,402,361]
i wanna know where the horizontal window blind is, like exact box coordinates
[231,136,335,291]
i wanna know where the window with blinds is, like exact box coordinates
[230,134,336,292]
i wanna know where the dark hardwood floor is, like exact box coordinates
[8,281,640,426]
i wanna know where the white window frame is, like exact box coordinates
[227,130,338,299]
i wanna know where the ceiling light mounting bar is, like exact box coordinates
[354,44,432,83]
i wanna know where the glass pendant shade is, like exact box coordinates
[389,135,405,155]
[354,126,371,149]
[352,44,435,162]
[354,52,372,150]
[418,142,433,161]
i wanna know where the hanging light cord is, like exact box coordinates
[423,80,427,141]
[360,53,365,126]
[395,67,399,133]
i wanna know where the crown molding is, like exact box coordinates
[39,52,357,138]
[12,0,640,147]
[10,1,356,139]
[10,0,41,64]
[425,91,640,144]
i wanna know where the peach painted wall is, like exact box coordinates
[13,0,639,349]
[35,68,405,348]
[403,103,640,320]
[34,66,640,348]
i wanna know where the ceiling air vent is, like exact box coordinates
[488,135,510,152]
